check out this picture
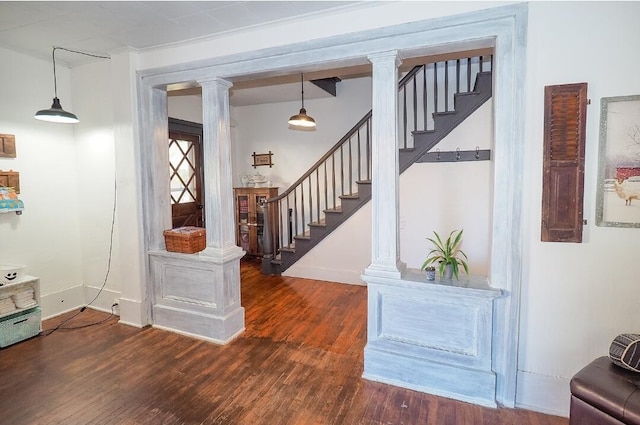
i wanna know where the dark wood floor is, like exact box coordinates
[0,257,569,425]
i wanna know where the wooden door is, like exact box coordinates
[169,130,203,228]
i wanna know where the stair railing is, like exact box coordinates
[264,54,493,260]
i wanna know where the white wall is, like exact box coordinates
[168,95,203,124]
[231,77,373,188]
[515,1,640,416]
[0,47,84,315]
[72,59,121,313]
[401,100,493,276]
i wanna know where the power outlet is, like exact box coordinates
[112,298,120,315]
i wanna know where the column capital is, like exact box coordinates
[367,50,402,67]
[198,77,233,90]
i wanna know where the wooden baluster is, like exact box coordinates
[444,60,449,111]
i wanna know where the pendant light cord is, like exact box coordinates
[51,46,111,98]
[300,73,305,109]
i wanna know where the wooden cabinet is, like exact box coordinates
[234,187,279,256]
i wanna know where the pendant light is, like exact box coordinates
[34,47,109,124]
[288,73,316,129]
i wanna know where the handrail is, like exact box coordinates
[267,111,373,203]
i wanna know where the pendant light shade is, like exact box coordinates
[34,47,109,124]
[288,107,316,128]
[288,73,316,129]
[34,97,79,123]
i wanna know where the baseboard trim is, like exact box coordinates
[118,296,147,328]
[364,344,497,408]
[40,285,85,320]
[84,285,121,313]
[152,304,245,344]
[515,370,570,417]
[153,323,245,345]
[283,264,366,286]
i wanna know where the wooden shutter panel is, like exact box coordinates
[541,83,587,242]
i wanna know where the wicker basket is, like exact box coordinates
[163,226,206,254]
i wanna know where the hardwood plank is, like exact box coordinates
[0,258,569,425]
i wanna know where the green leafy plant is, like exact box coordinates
[420,229,469,280]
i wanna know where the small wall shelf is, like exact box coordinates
[0,184,24,215]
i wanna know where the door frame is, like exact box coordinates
[168,117,204,228]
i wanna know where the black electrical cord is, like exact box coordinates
[51,46,110,102]
[40,304,116,336]
[85,177,117,309]
[41,176,117,336]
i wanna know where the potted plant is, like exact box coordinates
[424,266,436,281]
[420,229,469,280]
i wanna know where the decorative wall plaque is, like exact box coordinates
[0,134,16,158]
[252,151,274,168]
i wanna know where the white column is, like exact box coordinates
[363,51,406,279]
[198,77,244,261]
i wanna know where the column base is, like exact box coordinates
[363,260,406,279]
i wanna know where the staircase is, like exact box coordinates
[261,55,493,275]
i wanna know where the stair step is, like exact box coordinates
[432,110,457,117]
[454,91,480,98]
[408,129,435,137]
[339,194,360,200]
[325,207,343,214]
[308,219,326,228]
[294,231,311,241]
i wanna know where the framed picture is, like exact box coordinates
[0,134,16,158]
[596,95,640,228]
[252,151,273,168]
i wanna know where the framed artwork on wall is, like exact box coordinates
[596,95,640,228]
[252,151,273,168]
[0,134,16,158]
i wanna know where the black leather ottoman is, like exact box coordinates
[570,356,640,425]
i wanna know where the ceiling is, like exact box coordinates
[0,1,371,106]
